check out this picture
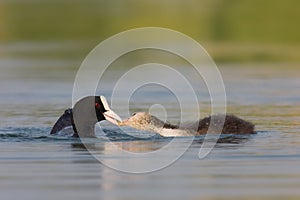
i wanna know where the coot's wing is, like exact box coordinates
[50,108,74,135]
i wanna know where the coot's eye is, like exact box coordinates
[95,102,100,108]
[132,112,136,116]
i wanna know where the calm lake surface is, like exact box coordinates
[0,41,300,200]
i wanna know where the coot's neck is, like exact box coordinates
[69,109,79,137]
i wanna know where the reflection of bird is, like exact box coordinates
[50,96,121,137]
[119,112,255,137]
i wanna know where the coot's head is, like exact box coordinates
[50,96,122,137]
[93,96,122,125]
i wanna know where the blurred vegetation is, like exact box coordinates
[0,0,300,63]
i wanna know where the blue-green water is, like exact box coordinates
[1,41,300,200]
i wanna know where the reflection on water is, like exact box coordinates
[1,128,300,200]
[0,41,300,200]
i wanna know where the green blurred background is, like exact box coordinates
[0,0,300,63]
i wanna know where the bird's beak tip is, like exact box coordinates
[104,110,123,126]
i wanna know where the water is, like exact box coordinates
[1,41,300,200]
